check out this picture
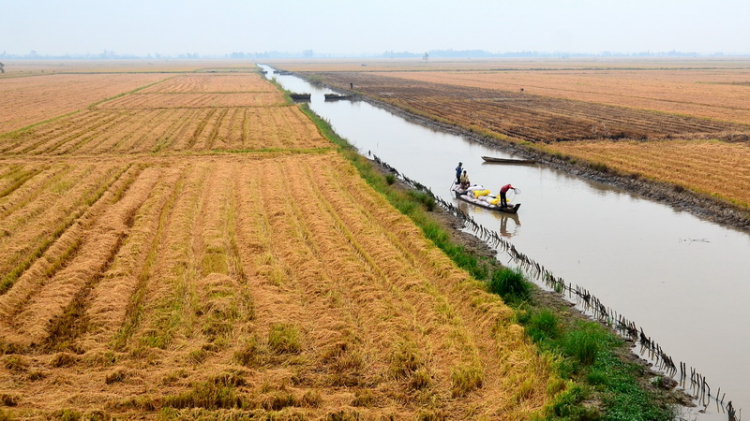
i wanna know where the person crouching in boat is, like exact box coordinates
[500,184,515,208]
[460,170,471,189]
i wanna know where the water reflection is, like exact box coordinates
[499,213,521,238]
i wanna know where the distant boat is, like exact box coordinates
[289,93,311,101]
[481,156,536,164]
[324,93,353,101]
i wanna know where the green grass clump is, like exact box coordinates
[3,355,28,372]
[450,365,483,397]
[521,308,560,343]
[162,373,247,410]
[409,190,436,211]
[268,324,302,354]
[50,409,83,421]
[234,335,265,367]
[162,382,242,410]
[488,267,531,303]
[388,341,421,379]
[563,329,600,367]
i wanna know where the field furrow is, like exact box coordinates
[0,165,71,220]
[0,164,142,344]
[81,166,177,351]
[128,163,211,351]
[0,164,134,293]
[0,166,44,200]
[0,111,120,155]
[109,167,187,351]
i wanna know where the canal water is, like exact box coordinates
[261,65,750,419]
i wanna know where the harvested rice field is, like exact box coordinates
[0,65,552,419]
[544,139,750,208]
[0,73,171,133]
[0,155,549,419]
[0,107,328,155]
[0,73,325,155]
[366,67,750,125]
[297,61,750,209]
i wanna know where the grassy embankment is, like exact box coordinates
[300,103,676,420]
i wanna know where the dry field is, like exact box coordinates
[140,74,279,93]
[0,74,325,155]
[0,66,551,418]
[545,139,750,207]
[98,92,286,109]
[376,68,750,125]
[313,71,748,143]
[0,60,247,76]
[0,73,171,133]
[301,64,750,209]
[270,57,750,73]
[0,154,549,419]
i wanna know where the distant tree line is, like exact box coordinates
[0,49,742,60]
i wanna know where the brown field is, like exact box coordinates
[0,73,322,155]
[299,63,750,209]
[0,107,330,155]
[0,154,549,419]
[98,92,286,109]
[271,57,750,73]
[377,69,750,125]
[140,74,279,93]
[0,73,172,133]
[313,71,749,143]
[0,60,251,76]
[545,139,750,207]
[0,64,551,418]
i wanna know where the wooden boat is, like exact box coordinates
[324,93,353,101]
[289,93,311,101]
[481,156,536,164]
[451,185,521,214]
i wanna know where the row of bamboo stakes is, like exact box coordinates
[372,155,740,420]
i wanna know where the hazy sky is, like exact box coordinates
[3,0,749,56]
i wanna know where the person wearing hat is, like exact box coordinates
[460,170,471,189]
[455,162,463,185]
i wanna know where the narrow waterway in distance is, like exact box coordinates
[262,65,750,420]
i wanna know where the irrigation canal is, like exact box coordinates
[261,64,749,420]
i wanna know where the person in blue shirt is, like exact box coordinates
[455,162,463,184]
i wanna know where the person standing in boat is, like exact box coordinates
[460,170,471,189]
[454,162,463,185]
[499,184,515,208]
